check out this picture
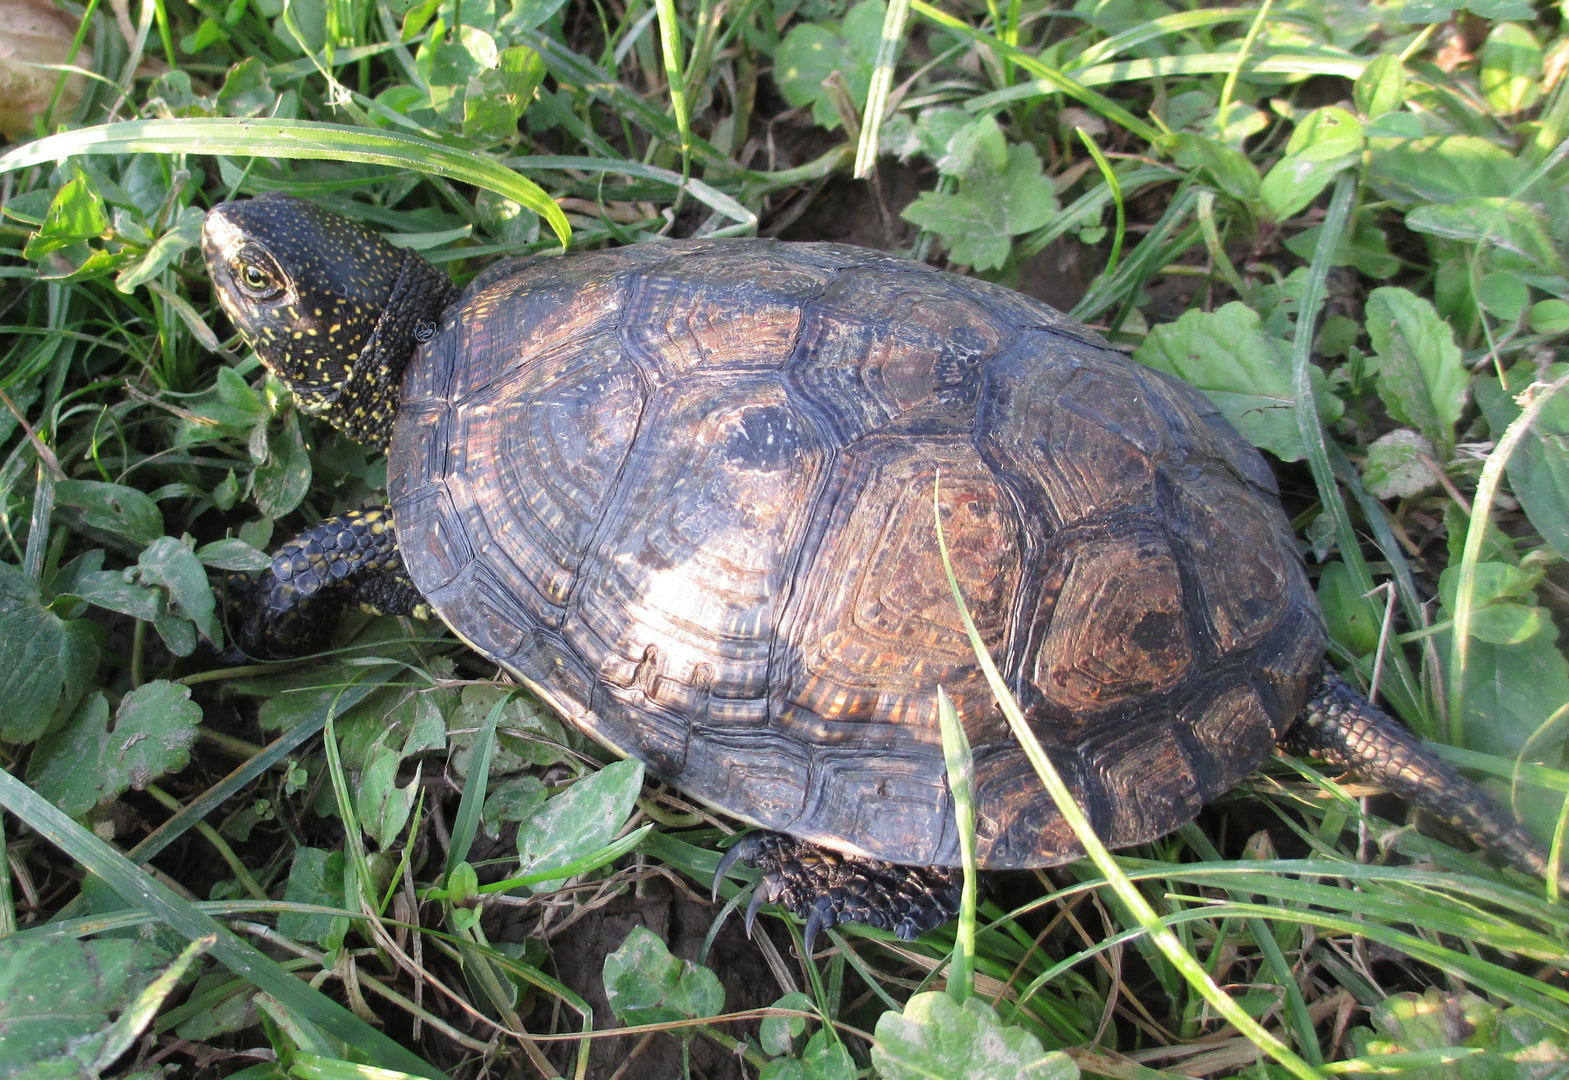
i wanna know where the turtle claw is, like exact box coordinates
[743,883,769,939]
[802,903,832,956]
[712,841,750,902]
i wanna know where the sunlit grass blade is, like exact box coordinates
[509,154,755,230]
[970,51,1368,113]
[444,690,509,885]
[934,684,978,1003]
[911,0,1159,142]
[855,0,912,179]
[0,767,450,1080]
[1066,7,1319,71]
[652,0,692,165]
[931,476,1327,1079]
[1448,369,1569,745]
[0,119,571,248]
[91,934,216,1073]
[1074,127,1124,279]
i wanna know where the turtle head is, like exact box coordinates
[203,194,450,448]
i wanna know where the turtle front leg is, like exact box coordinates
[714,832,962,954]
[1285,668,1568,893]
[225,507,428,660]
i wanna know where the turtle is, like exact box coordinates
[201,193,1564,948]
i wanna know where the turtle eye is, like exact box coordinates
[232,248,285,300]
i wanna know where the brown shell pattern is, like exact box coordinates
[388,239,1326,869]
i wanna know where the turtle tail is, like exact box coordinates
[1284,668,1567,894]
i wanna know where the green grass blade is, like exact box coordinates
[652,0,692,163]
[855,0,912,179]
[508,155,755,229]
[0,767,450,1080]
[931,477,1326,1079]
[934,684,977,1003]
[911,0,1160,142]
[1448,369,1569,745]
[444,690,509,885]
[0,119,571,248]
[1074,127,1124,279]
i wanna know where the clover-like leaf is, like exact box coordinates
[1134,301,1340,461]
[279,847,347,948]
[1479,22,1542,116]
[1476,364,1569,559]
[1362,428,1438,500]
[515,758,643,891]
[602,925,724,1027]
[775,0,885,130]
[53,480,163,547]
[902,142,1059,271]
[357,742,421,849]
[0,562,101,743]
[253,409,313,518]
[1366,286,1468,455]
[1317,561,1383,657]
[0,937,171,1080]
[28,681,203,816]
[134,535,222,646]
[1347,987,1569,1079]
[871,991,1077,1080]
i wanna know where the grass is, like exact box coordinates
[2,0,1569,1076]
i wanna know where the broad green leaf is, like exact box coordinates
[279,847,347,947]
[1354,53,1406,119]
[1157,132,1260,200]
[515,758,643,891]
[1405,198,1563,274]
[72,570,164,623]
[1361,428,1437,500]
[775,0,886,130]
[254,410,313,518]
[870,991,1077,1080]
[28,681,203,817]
[1133,302,1341,461]
[1475,365,1569,559]
[115,204,206,293]
[1366,286,1467,455]
[1367,136,1529,205]
[1466,0,1535,16]
[0,562,100,743]
[1259,150,1357,222]
[901,142,1059,271]
[134,536,222,645]
[1445,621,1569,762]
[937,114,1008,178]
[761,1029,856,1080]
[482,775,545,838]
[496,0,572,34]
[601,924,724,1027]
[1349,987,1569,1078]
[1439,561,1546,646]
[356,742,420,849]
[22,167,108,259]
[0,937,170,1079]
[1285,106,1364,161]
[1317,560,1383,657]
[215,57,278,118]
[1479,22,1542,116]
[195,537,272,571]
[760,992,814,1056]
[1476,272,1529,321]
[1283,219,1399,278]
[53,480,163,547]
[1529,299,1569,335]
[463,46,545,139]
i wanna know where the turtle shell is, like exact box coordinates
[386,239,1326,869]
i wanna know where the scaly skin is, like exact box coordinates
[1286,668,1568,893]
[223,507,428,660]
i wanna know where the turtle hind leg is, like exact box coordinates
[225,506,427,660]
[1285,668,1567,893]
[715,832,963,954]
